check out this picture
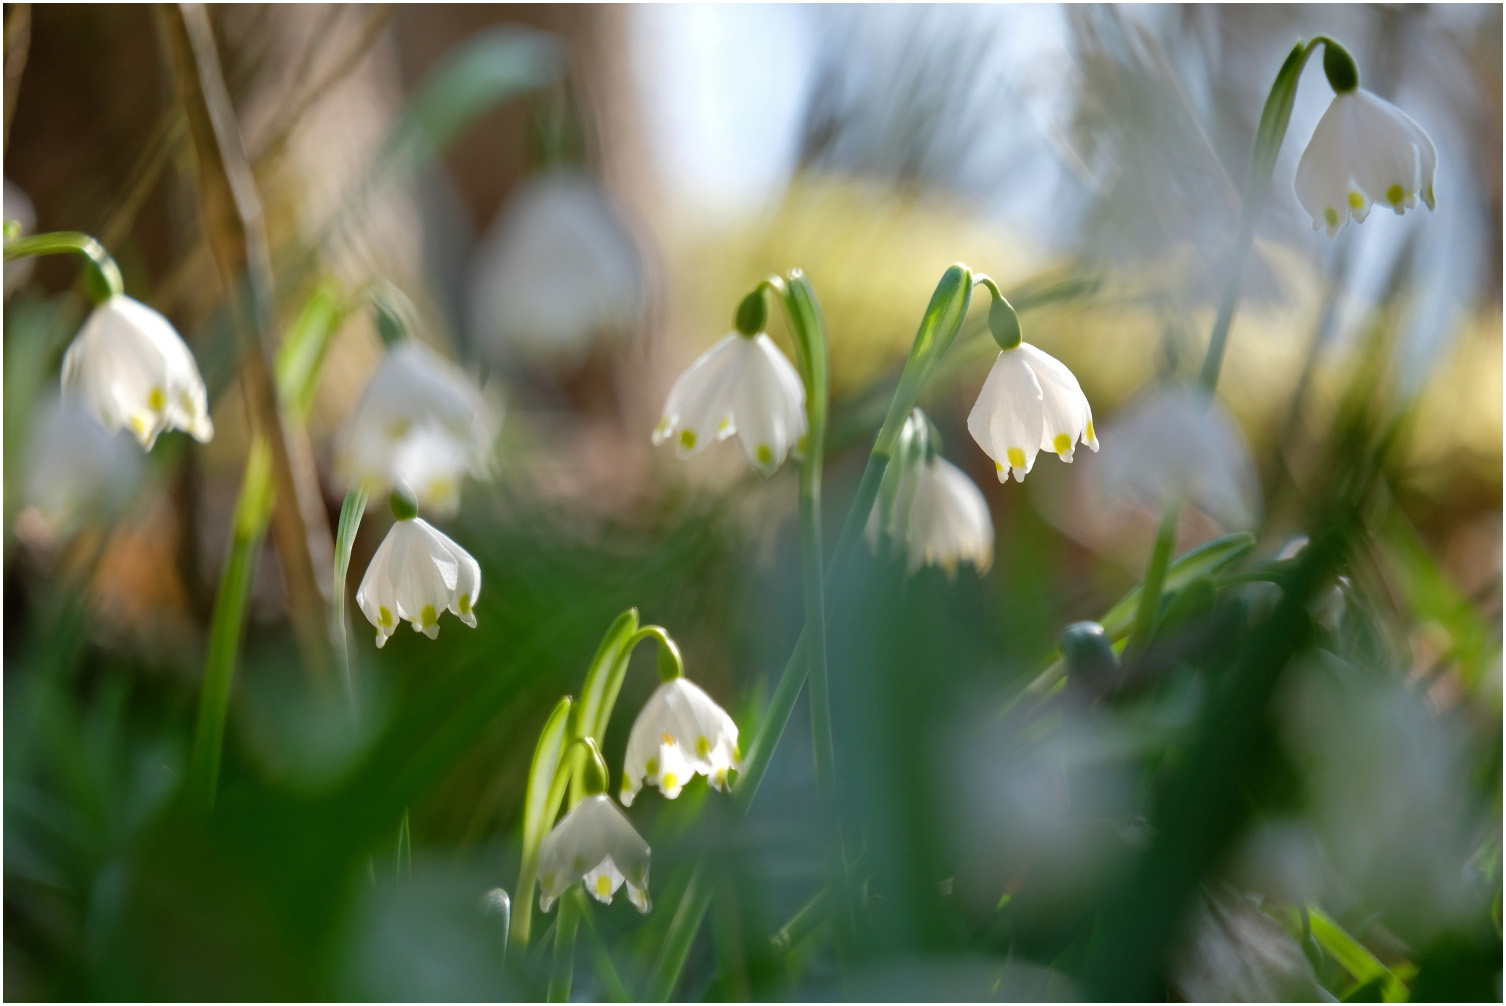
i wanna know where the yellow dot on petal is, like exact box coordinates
[654,418,670,435]
[661,772,679,791]
[696,736,711,758]
[1348,191,1365,210]
[662,731,676,746]
[1086,420,1096,442]
[1052,433,1072,456]
[717,418,731,433]
[596,875,612,897]
[645,757,659,776]
[148,387,167,412]
[458,593,472,615]
[1325,207,1340,228]
[1007,447,1026,469]
[1424,184,1435,206]
[420,604,438,627]
[994,461,1004,474]
[1387,184,1405,206]
[379,606,394,627]
[733,744,742,762]
[757,444,773,466]
[680,429,697,449]
[130,415,148,436]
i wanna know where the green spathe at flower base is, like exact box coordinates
[390,481,420,521]
[734,286,766,338]
[1321,38,1359,94]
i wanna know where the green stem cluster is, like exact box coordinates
[3,229,125,300]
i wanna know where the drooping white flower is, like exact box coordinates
[23,395,144,537]
[621,677,740,806]
[867,411,994,576]
[60,295,214,450]
[1295,88,1437,236]
[1096,385,1259,529]
[967,342,1098,483]
[538,794,651,914]
[467,170,643,367]
[355,510,481,648]
[652,331,807,476]
[338,340,498,517]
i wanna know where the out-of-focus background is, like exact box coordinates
[3,5,1500,1001]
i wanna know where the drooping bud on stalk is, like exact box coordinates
[734,287,766,338]
[984,285,1022,351]
[579,738,610,797]
[655,633,684,682]
[1059,621,1119,693]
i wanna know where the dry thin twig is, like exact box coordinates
[162,2,334,677]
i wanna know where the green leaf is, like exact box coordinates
[577,608,640,744]
[274,279,346,422]
[1308,904,1408,1004]
[1101,532,1256,639]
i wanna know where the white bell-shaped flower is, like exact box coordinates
[60,295,214,450]
[467,170,643,368]
[868,411,995,576]
[967,343,1098,483]
[355,502,481,648]
[1295,88,1437,236]
[339,340,498,517]
[1096,385,1260,529]
[621,677,741,806]
[652,331,807,476]
[24,395,144,537]
[538,794,652,914]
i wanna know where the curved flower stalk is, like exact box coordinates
[1097,384,1260,530]
[867,410,994,576]
[355,487,480,648]
[652,325,807,477]
[1296,87,1437,236]
[621,676,741,805]
[339,339,498,517]
[967,285,1097,483]
[61,295,215,450]
[538,740,652,915]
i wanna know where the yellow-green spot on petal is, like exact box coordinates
[1324,207,1340,228]
[994,461,1004,474]
[717,417,731,433]
[796,434,808,455]
[645,757,659,777]
[662,731,676,746]
[1052,433,1072,456]
[1424,184,1435,206]
[680,429,697,449]
[385,418,412,440]
[696,736,712,758]
[1348,191,1365,210]
[148,387,167,412]
[661,771,679,791]
[757,444,773,466]
[1387,184,1405,207]
[1007,447,1026,469]
[379,606,394,627]
[654,417,670,436]
[1086,420,1096,442]
[733,744,742,763]
[420,604,438,627]
[543,872,556,888]
[458,593,472,615]
[595,875,612,897]
[130,415,148,437]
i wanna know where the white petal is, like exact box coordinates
[655,333,743,455]
[353,518,477,646]
[967,349,1044,483]
[1018,343,1094,461]
[1295,96,1357,235]
[904,457,995,576]
[731,334,807,475]
[1348,91,1423,212]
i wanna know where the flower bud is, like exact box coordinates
[390,482,420,521]
[987,292,1022,352]
[1059,621,1119,691]
[735,288,766,338]
[1321,40,1359,94]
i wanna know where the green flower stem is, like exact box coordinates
[332,486,368,716]
[514,696,577,950]
[1128,501,1181,659]
[1198,36,1344,392]
[190,440,275,810]
[547,888,583,1003]
[650,265,978,1000]
[2,230,124,299]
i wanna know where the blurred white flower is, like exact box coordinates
[339,341,498,517]
[652,331,806,476]
[1295,89,1437,236]
[355,513,480,648]
[621,677,740,805]
[967,343,1098,483]
[467,170,643,367]
[1097,385,1259,529]
[538,794,651,914]
[60,295,214,450]
[4,178,36,297]
[23,395,143,536]
[867,411,994,576]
